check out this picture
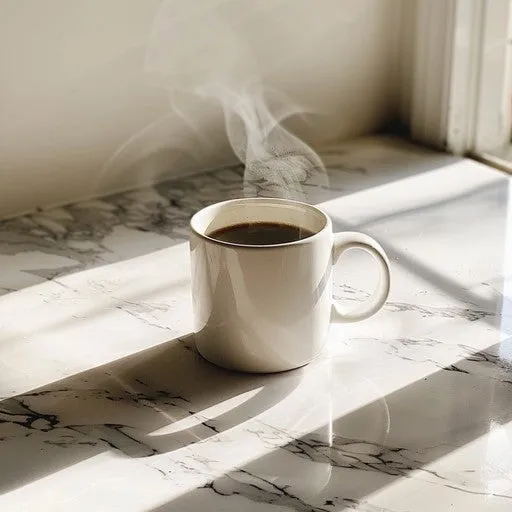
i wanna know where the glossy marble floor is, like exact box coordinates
[0,136,510,511]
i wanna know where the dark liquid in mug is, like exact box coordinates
[210,222,315,245]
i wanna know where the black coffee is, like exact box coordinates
[210,222,315,245]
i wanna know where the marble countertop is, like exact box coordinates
[0,136,511,511]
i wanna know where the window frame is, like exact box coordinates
[403,0,512,160]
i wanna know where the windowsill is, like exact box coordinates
[0,135,510,510]
[475,144,512,175]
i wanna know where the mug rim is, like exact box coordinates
[190,197,331,249]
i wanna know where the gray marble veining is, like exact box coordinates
[0,136,511,511]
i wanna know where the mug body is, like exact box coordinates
[190,198,333,373]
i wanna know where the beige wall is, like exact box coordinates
[0,0,401,218]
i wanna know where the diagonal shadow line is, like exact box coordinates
[0,334,302,495]
[147,339,512,511]
[350,180,505,230]
[328,211,505,327]
[0,146,509,508]
[338,217,500,313]
[0,197,508,507]
[0,142,461,299]
[4,170,501,356]
[323,175,510,323]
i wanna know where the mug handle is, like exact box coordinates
[331,232,391,322]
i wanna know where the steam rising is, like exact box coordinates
[198,84,326,200]
[144,0,329,200]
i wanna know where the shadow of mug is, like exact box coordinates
[0,335,301,493]
[107,334,306,453]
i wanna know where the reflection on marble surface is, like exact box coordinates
[0,136,511,511]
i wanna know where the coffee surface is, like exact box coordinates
[209,222,315,245]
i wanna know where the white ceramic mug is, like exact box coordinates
[189,198,390,373]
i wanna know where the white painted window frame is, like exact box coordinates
[403,0,512,159]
